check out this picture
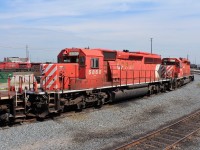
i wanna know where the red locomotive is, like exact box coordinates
[41,48,164,91]
[162,57,192,88]
[0,48,194,123]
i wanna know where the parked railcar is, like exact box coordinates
[0,57,41,72]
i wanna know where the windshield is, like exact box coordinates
[63,56,79,63]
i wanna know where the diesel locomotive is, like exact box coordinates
[0,48,194,123]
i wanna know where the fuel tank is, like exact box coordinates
[111,87,149,102]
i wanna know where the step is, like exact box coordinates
[15,107,25,110]
[48,103,55,107]
[15,114,26,118]
[49,110,58,113]
[48,107,57,113]
[15,119,25,123]
[26,113,36,117]
[16,100,24,103]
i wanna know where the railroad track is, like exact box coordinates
[115,109,200,150]
[191,70,200,75]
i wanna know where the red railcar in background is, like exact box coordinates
[0,62,19,70]
[0,57,41,72]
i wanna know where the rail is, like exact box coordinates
[114,109,200,150]
[191,69,200,75]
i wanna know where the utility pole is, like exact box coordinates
[26,45,28,58]
[150,38,153,54]
[26,44,30,62]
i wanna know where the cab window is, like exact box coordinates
[91,58,99,68]
[63,56,78,63]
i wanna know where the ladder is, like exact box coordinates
[48,92,60,114]
[13,93,26,122]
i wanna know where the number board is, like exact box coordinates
[69,52,79,56]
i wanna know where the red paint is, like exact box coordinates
[42,48,163,91]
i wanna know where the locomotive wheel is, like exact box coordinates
[148,89,153,96]
[76,103,83,112]
[95,99,103,108]
[168,82,174,91]
[177,81,180,88]
[163,85,167,92]
[0,113,10,125]
[161,84,167,93]
[153,85,160,94]
[191,76,194,81]
[0,105,11,125]
[156,85,161,94]
[174,81,177,89]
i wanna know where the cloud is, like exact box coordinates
[0,0,159,20]
[0,0,200,62]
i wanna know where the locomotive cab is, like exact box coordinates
[162,58,182,78]
[40,48,104,91]
[58,48,104,88]
[57,49,79,63]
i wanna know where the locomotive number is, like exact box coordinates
[89,69,102,75]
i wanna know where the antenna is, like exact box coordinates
[26,44,30,62]
[150,38,153,54]
[26,45,28,58]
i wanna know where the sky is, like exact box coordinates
[0,0,200,63]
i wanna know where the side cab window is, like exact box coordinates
[91,58,99,68]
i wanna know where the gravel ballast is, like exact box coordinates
[1,75,200,150]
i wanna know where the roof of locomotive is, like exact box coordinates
[57,48,103,57]
[58,48,161,59]
[81,49,103,57]
[116,51,161,59]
